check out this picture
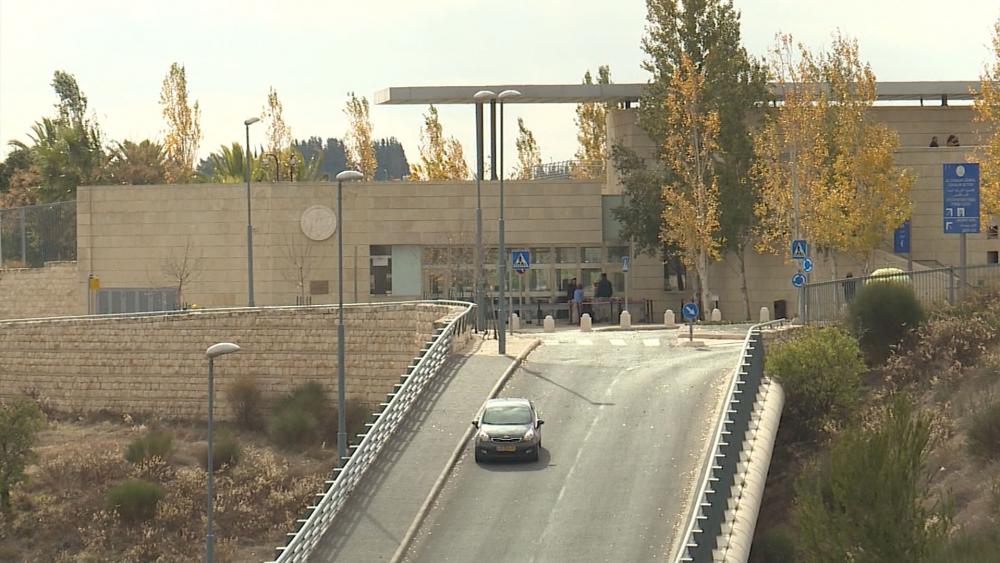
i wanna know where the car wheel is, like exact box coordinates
[475,450,483,463]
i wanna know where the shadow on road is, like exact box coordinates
[521,365,616,407]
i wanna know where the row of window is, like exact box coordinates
[423,245,631,267]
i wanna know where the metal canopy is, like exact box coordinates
[374,81,980,105]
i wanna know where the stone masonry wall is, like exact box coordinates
[0,302,465,420]
[0,261,82,320]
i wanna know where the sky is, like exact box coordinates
[1,0,998,169]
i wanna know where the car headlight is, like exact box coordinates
[477,431,491,442]
[523,429,535,441]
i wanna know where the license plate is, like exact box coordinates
[497,444,517,452]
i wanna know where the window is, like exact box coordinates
[529,268,550,291]
[607,246,629,264]
[989,251,999,264]
[989,225,998,240]
[370,245,392,295]
[556,268,577,294]
[531,248,552,264]
[310,280,329,295]
[612,272,625,293]
[582,247,603,264]
[556,247,578,264]
[581,268,602,292]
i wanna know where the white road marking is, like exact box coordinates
[577,338,594,346]
[643,338,660,347]
[610,339,627,346]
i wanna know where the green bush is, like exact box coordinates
[268,383,330,447]
[268,408,319,446]
[0,397,46,513]
[227,375,264,431]
[967,401,1000,461]
[846,281,925,363]
[794,398,949,562]
[765,327,865,439]
[105,479,165,524]
[197,429,242,471]
[124,429,173,464]
[926,526,1000,563]
[749,525,797,563]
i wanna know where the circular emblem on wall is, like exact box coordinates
[956,165,966,178]
[300,205,337,241]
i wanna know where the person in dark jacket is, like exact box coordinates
[595,273,613,298]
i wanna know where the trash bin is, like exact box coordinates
[773,299,787,320]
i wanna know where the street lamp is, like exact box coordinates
[262,152,280,182]
[204,342,241,563]
[496,89,521,355]
[335,169,364,467]
[244,117,261,307]
[473,90,496,333]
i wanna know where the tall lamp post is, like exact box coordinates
[204,342,241,563]
[496,89,521,355]
[244,117,261,307]
[335,169,364,467]
[473,90,496,332]
[262,152,280,181]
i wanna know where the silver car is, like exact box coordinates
[472,398,544,462]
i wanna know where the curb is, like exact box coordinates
[389,339,543,563]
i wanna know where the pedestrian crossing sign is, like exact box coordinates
[791,239,808,260]
[512,250,530,274]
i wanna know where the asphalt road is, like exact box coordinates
[403,331,744,563]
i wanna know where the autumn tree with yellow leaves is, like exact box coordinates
[974,18,1000,224]
[410,104,469,181]
[514,118,541,180]
[159,63,202,183]
[574,65,610,178]
[754,33,912,276]
[659,53,722,317]
[262,87,291,155]
[344,93,377,179]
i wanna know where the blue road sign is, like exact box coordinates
[511,250,530,274]
[792,273,806,288]
[802,257,814,273]
[894,220,911,253]
[791,239,808,260]
[621,255,630,273]
[943,163,980,234]
[682,302,699,321]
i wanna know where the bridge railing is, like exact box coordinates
[267,300,476,563]
[674,319,787,563]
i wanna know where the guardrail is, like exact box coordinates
[267,300,476,562]
[674,319,787,563]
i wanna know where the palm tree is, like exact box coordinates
[107,140,168,185]
[201,142,265,183]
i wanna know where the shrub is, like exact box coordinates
[227,375,263,431]
[197,430,242,471]
[794,398,949,562]
[967,401,1000,461]
[268,383,330,447]
[0,398,46,512]
[105,479,164,524]
[749,525,797,563]
[124,429,173,464]
[846,280,925,363]
[765,327,865,439]
[269,408,320,446]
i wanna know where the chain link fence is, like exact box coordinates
[0,201,76,268]
[803,264,1000,323]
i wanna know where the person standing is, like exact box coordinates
[572,283,584,324]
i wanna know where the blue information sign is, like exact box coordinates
[792,273,806,288]
[621,255,630,273]
[802,258,814,273]
[943,163,980,234]
[791,239,808,260]
[893,220,911,253]
[682,302,699,322]
[511,250,530,274]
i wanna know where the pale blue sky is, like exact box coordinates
[1,0,998,168]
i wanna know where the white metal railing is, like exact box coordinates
[267,300,475,562]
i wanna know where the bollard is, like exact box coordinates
[543,315,555,332]
[510,313,520,332]
[664,309,677,328]
[580,313,593,332]
[711,308,722,322]
[620,310,631,329]
[759,306,770,323]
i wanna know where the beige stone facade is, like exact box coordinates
[0,261,81,319]
[0,303,463,420]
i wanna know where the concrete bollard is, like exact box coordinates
[510,313,520,332]
[711,308,722,322]
[620,310,631,329]
[580,313,593,332]
[759,306,771,323]
[664,309,676,327]
[543,315,555,332]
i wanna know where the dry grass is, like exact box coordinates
[0,417,332,562]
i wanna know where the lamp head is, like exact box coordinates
[336,170,364,182]
[498,90,522,101]
[206,342,241,359]
[244,117,261,126]
[474,90,497,101]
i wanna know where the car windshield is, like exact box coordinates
[481,405,532,425]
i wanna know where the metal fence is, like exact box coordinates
[675,319,786,563]
[803,264,1000,323]
[268,301,475,562]
[0,200,76,268]
[530,159,605,180]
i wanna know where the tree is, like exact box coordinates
[51,70,88,127]
[974,18,1000,224]
[200,142,264,183]
[514,118,542,180]
[281,234,315,305]
[106,140,168,185]
[343,93,377,179]
[373,137,410,180]
[262,86,292,155]
[409,104,469,180]
[161,238,204,307]
[0,397,46,513]
[574,65,611,178]
[159,63,202,183]
[658,53,723,318]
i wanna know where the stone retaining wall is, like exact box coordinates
[0,302,467,420]
[0,261,81,320]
